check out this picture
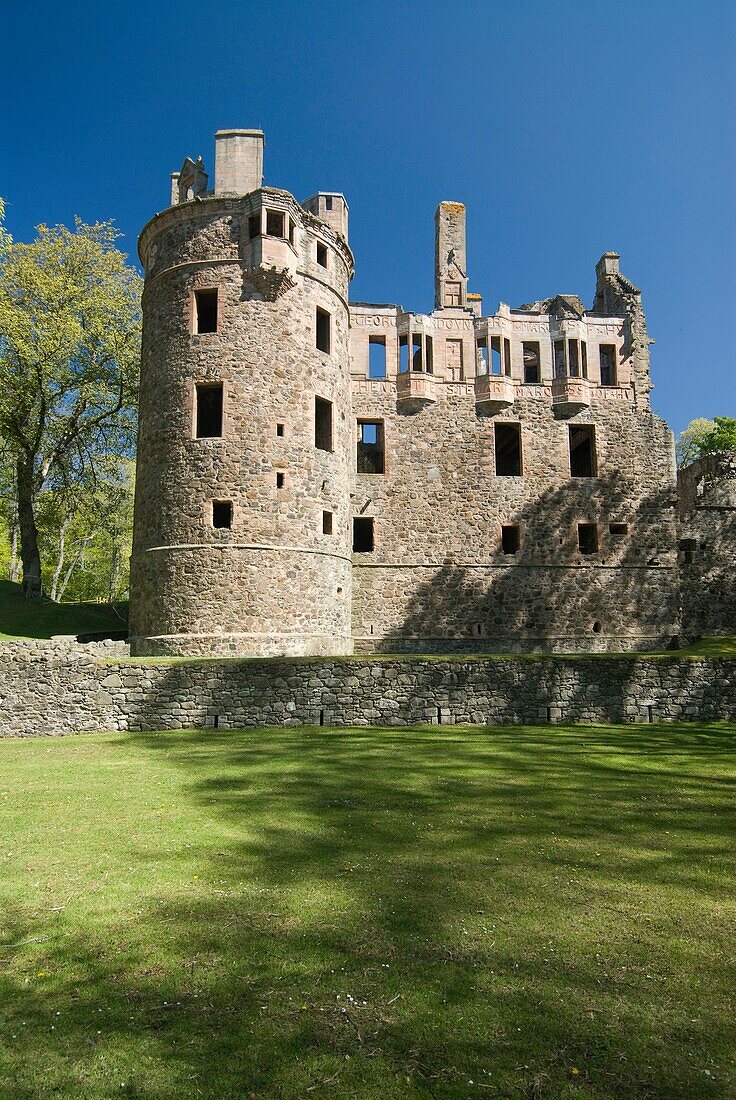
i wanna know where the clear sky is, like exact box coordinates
[2,0,734,435]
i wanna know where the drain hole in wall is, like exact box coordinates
[647,705,654,724]
[319,708,325,727]
[592,621,602,633]
[336,586,343,594]
[213,714,220,729]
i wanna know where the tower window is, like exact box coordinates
[357,420,385,473]
[578,523,598,555]
[316,242,328,268]
[288,219,295,246]
[476,337,488,375]
[195,383,223,438]
[494,423,522,476]
[600,344,617,386]
[501,525,520,554]
[553,339,566,378]
[276,471,285,489]
[399,334,409,373]
[569,425,597,477]
[212,500,232,529]
[490,336,502,375]
[610,522,628,536]
[325,196,333,211]
[276,422,284,437]
[568,339,580,378]
[523,342,540,384]
[266,209,285,237]
[248,213,260,239]
[369,336,386,378]
[316,308,331,354]
[322,510,333,535]
[314,396,333,451]
[412,334,423,372]
[194,289,218,334]
[353,517,374,553]
[425,335,434,374]
[503,338,511,377]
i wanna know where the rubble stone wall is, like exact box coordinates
[1,653,734,738]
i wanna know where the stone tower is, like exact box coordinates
[129,129,355,656]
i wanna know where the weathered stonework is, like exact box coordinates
[128,128,725,658]
[678,452,736,639]
[1,653,735,738]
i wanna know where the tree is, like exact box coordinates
[677,417,736,467]
[0,210,141,597]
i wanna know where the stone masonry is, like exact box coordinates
[128,127,725,658]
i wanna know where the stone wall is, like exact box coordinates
[1,653,734,738]
[678,451,736,639]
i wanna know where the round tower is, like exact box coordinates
[129,129,355,656]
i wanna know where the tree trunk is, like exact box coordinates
[8,513,21,584]
[50,514,72,602]
[16,457,43,599]
[108,542,121,603]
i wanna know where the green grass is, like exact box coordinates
[1,726,734,1098]
[0,579,127,640]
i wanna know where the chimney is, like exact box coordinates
[214,129,265,196]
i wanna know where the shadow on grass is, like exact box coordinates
[1,725,734,1098]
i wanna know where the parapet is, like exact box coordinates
[302,192,349,244]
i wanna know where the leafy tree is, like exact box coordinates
[0,209,141,597]
[699,416,736,456]
[677,417,736,467]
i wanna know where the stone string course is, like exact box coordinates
[2,652,734,738]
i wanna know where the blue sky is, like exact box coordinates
[2,0,734,435]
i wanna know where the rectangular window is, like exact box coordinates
[522,342,540,384]
[569,425,597,477]
[553,339,566,379]
[316,308,331,354]
[276,422,284,437]
[212,500,232,529]
[353,516,374,552]
[501,525,520,554]
[494,423,522,476]
[412,334,423,372]
[357,420,385,473]
[568,340,580,378]
[599,344,617,386]
[314,395,333,451]
[399,334,409,373]
[266,209,285,237]
[248,213,260,239]
[503,338,512,377]
[288,220,295,246]
[476,337,488,375]
[609,522,628,536]
[425,335,434,374]
[316,242,328,268]
[276,471,285,489]
[369,336,386,378]
[578,523,598,555]
[581,341,588,378]
[325,196,333,211]
[490,336,502,375]
[195,383,223,438]
[322,510,333,535]
[194,289,218,334]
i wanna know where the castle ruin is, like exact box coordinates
[128,128,729,657]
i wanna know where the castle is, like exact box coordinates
[129,128,734,657]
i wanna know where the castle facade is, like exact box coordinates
[130,128,701,657]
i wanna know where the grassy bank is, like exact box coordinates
[0,579,126,640]
[1,724,734,1098]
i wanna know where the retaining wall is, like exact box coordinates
[1,652,735,737]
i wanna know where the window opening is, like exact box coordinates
[353,517,374,553]
[568,340,580,378]
[412,334,423,372]
[569,425,597,477]
[322,510,333,535]
[266,209,285,237]
[314,396,333,451]
[248,213,260,239]
[399,334,409,373]
[288,219,295,246]
[553,339,566,379]
[523,342,540,384]
[609,522,628,536]
[501,524,520,554]
[357,420,385,473]
[599,344,617,386]
[425,335,434,374]
[325,196,333,211]
[276,422,284,437]
[194,289,218,334]
[679,537,697,565]
[503,338,512,377]
[316,308,331,354]
[276,471,285,489]
[195,383,223,438]
[578,523,598,555]
[581,341,588,378]
[369,336,386,379]
[592,621,602,634]
[212,500,232,529]
[494,423,522,477]
[490,336,502,376]
[316,242,328,268]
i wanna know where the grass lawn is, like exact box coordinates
[0,726,734,1099]
[0,579,127,641]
